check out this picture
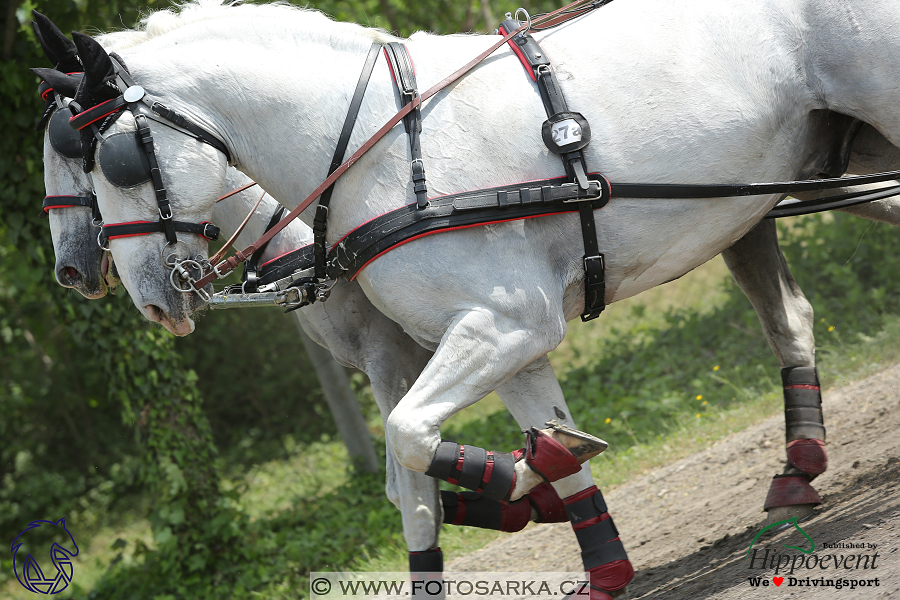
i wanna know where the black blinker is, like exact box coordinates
[48,109,82,158]
[98,131,152,188]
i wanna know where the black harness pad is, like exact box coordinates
[97,130,153,188]
[48,108,83,159]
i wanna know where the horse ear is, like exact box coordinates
[31,20,58,65]
[32,11,81,73]
[71,31,113,88]
[30,67,81,98]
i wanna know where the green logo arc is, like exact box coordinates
[746,516,815,557]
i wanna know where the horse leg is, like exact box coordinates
[293,296,444,572]
[364,346,446,572]
[394,349,633,600]
[499,356,633,600]
[721,219,824,522]
[441,356,591,533]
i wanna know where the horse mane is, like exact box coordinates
[95,0,397,51]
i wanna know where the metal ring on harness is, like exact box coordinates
[515,8,532,32]
[161,241,191,269]
[97,227,110,252]
[168,258,211,302]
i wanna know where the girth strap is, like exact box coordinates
[313,42,382,281]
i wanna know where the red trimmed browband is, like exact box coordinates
[69,97,127,131]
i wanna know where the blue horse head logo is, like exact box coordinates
[11,519,79,594]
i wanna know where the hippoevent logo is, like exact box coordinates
[744,517,880,590]
[10,519,79,594]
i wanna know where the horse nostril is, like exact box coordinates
[58,266,82,286]
[145,305,163,322]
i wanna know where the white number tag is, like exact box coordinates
[550,118,583,145]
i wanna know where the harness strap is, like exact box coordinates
[108,56,232,163]
[101,220,219,242]
[384,43,428,209]
[41,193,97,221]
[327,175,608,280]
[132,113,177,245]
[313,42,382,281]
[529,0,611,30]
[612,168,900,199]
[242,205,287,292]
[499,17,606,321]
[255,244,316,288]
[192,0,622,291]
[149,102,231,164]
[765,182,900,218]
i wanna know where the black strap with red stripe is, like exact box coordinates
[327,174,607,280]
[101,220,219,243]
[42,193,95,215]
[68,96,127,131]
[782,366,825,442]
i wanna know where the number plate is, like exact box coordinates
[550,118,583,145]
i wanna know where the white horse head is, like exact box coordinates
[31,14,115,298]
[70,30,231,334]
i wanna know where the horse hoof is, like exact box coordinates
[764,473,821,518]
[766,503,816,524]
[786,439,827,474]
[543,419,609,461]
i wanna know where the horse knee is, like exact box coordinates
[386,409,440,473]
[385,481,402,510]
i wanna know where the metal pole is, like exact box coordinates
[292,315,380,473]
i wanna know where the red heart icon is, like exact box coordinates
[773,577,784,586]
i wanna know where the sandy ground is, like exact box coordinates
[448,362,900,598]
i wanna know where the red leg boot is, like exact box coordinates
[563,486,634,600]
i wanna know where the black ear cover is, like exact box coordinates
[32,11,82,73]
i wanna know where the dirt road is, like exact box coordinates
[449,362,900,598]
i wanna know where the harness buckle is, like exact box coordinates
[561,180,603,202]
[213,261,231,279]
[411,158,425,179]
[159,205,173,220]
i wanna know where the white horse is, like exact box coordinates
[50,1,900,596]
[32,17,584,578]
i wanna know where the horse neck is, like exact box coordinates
[122,19,395,227]
[211,170,313,263]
